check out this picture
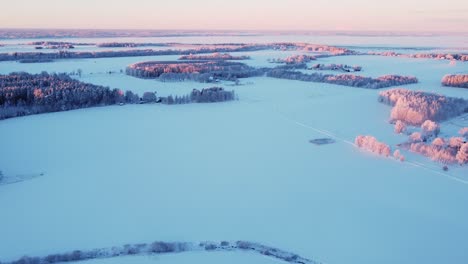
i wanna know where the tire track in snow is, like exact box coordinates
[275,110,468,186]
[238,99,468,185]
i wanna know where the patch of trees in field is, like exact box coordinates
[0,72,125,120]
[179,53,250,60]
[267,70,418,89]
[126,61,266,82]
[442,74,468,88]
[3,240,317,264]
[0,44,270,62]
[272,43,356,55]
[268,55,316,64]
[368,51,468,61]
[310,63,362,72]
[406,127,468,164]
[0,72,237,120]
[378,88,468,125]
[96,42,168,48]
[138,87,236,105]
[28,41,90,46]
[0,43,357,62]
[355,135,392,157]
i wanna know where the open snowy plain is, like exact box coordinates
[0,35,467,264]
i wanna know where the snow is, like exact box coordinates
[80,251,284,264]
[0,36,468,264]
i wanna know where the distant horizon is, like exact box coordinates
[1,0,467,33]
[1,28,467,36]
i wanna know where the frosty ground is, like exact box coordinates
[0,38,468,264]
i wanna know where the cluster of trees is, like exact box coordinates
[0,44,274,62]
[268,55,316,64]
[0,42,360,62]
[379,88,468,125]
[267,70,418,89]
[310,63,362,72]
[139,87,236,105]
[442,74,468,88]
[189,87,236,103]
[28,41,89,46]
[19,59,54,63]
[7,241,192,264]
[409,139,468,164]
[394,120,407,134]
[460,127,468,138]
[368,51,468,61]
[0,72,128,120]
[127,61,266,82]
[393,149,405,162]
[0,72,239,120]
[0,170,3,181]
[271,42,356,55]
[400,123,468,165]
[179,53,250,60]
[96,42,168,48]
[355,135,392,157]
[6,240,314,264]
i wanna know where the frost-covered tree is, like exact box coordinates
[421,120,440,138]
[142,92,157,103]
[394,120,406,134]
[124,90,140,104]
[393,149,405,161]
[432,137,446,149]
[449,137,464,149]
[355,135,391,157]
[379,88,468,125]
[442,74,468,88]
[460,127,468,139]
[410,132,423,143]
[456,143,468,164]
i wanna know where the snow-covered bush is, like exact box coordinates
[432,137,446,149]
[460,127,468,138]
[394,120,406,134]
[410,132,423,143]
[410,142,457,164]
[355,135,391,157]
[449,137,465,149]
[442,74,468,88]
[421,120,440,138]
[393,149,405,161]
[456,143,468,164]
[270,54,316,64]
[379,88,468,125]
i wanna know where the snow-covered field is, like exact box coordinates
[81,251,284,264]
[0,35,467,264]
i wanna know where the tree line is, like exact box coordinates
[267,70,418,89]
[442,74,468,88]
[0,72,236,120]
[378,88,468,125]
[126,61,267,82]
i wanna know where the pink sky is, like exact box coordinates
[1,0,467,32]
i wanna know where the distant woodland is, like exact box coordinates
[0,72,236,120]
[267,70,418,89]
[442,74,468,88]
[378,88,468,125]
